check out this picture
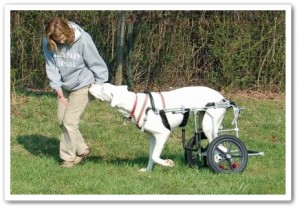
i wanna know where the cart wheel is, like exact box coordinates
[184,135,208,168]
[207,135,248,173]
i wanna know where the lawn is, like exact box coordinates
[8,88,288,200]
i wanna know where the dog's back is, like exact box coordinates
[162,86,224,109]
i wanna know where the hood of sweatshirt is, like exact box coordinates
[69,22,82,43]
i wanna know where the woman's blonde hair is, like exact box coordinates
[45,17,75,52]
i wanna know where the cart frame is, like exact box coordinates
[162,99,263,173]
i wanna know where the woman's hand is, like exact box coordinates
[56,88,67,105]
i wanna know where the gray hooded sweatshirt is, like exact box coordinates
[43,22,108,91]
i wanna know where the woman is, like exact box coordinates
[43,17,108,168]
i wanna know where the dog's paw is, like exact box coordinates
[139,168,148,173]
[165,159,175,167]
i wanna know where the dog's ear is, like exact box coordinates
[111,92,120,107]
[110,85,128,107]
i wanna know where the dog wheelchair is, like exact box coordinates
[162,99,264,173]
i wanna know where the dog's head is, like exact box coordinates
[89,83,128,107]
[89,83,112,102]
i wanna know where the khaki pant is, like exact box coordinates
[57,86,91,162]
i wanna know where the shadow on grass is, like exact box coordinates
[87,153,187,169]
[110,156,150,167]
[16,135,187,169]
[16,135,60,162]
[15,134,150,167]
[86,156,149,168]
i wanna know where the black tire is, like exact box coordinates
[184,134,208,168]
[206,135,248,173]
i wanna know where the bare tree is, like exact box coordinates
[115,11,126,86]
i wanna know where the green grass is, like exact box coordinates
[9,89,287,196]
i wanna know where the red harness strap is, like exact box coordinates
[136,95,149,127]
[129,94,138,120]
[129,92,167,129]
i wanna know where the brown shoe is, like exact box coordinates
[74,148,91,165]
[60,161,75,168]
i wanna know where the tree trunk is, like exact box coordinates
[126,15,134,89]
[115,11,126,86]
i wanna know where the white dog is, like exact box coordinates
[89,83,227,172]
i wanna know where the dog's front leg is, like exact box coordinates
[151,133,174,166]
[152,133,174,167]
[139,135,156,172]
[139,132,174,172]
